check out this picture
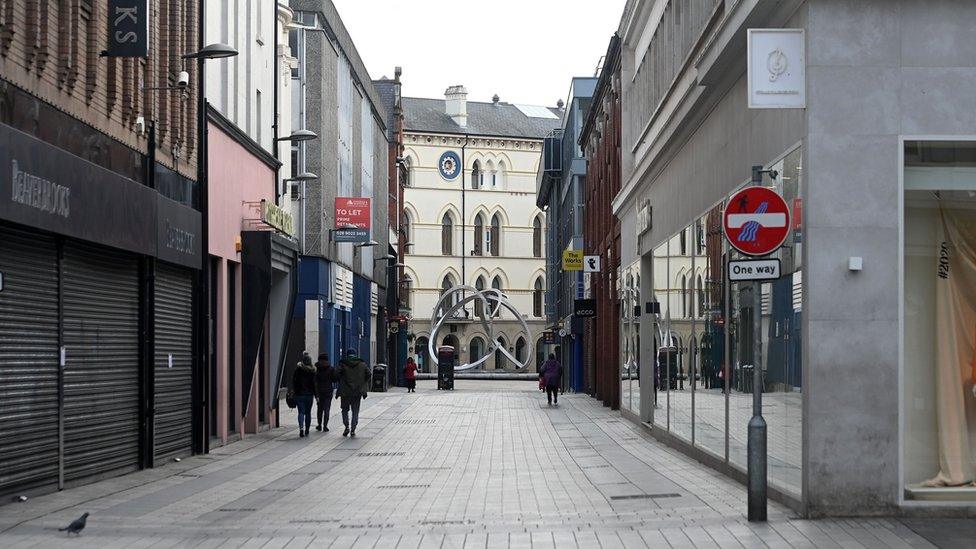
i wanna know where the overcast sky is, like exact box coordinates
[332,0,627,107]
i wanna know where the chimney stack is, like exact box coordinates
[445,85,468,127]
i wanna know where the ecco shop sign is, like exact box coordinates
[106,0,149,58]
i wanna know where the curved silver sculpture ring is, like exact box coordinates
[428,285,532,371]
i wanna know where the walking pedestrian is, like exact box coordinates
[540,353,563,406]
[404,357,418,393]
[292,352,317,437]
[314,353,336,432]
[336,348,370,437]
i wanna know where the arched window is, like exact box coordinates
[470,336,486,365]
[486,159,496,188]
[443,334,460,367]
[440,275,456,316]
[415,336,429,371]
[515,337,526,364]
[489,214,501,256]
[441,213,454,255]
[491,276,502,318]
[532,216,543,258]
[495,336,507,369]
[474,276,486,318]
[697,274,705,317]
[497,161,507,189]
[471,160,482,189]
[535,338,546,370]
[402,157,413,187]
[403,210,412,251]
[681,276,687,318]
[533,278,544,317]
[399,274,413,311]
[680,229,687,255]
[474,213,485,256]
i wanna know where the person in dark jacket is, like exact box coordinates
[335,348,370,437]
[292,352,317,437]
[540,354,563,406]
[314,353,336,432]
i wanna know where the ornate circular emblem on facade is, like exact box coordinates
[438,151,461,180]
[428,285,532,371]
[767,47,788,82]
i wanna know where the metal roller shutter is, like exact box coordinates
[0,228,60,498]
[62,242,140,482]
[153,263,193,460]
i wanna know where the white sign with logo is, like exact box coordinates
[747,29,805,109]
[583,255,601,273]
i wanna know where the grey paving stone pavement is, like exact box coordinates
[0,380,958,548]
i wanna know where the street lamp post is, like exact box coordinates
[183,41,238,454]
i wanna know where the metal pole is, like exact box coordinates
[723,250,730,462]
[747,165,767,522]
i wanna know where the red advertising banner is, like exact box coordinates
[335,197,371,229]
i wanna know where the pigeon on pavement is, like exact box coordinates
[58,512,89,536]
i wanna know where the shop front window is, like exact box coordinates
[904,140,976,500]
[650,145,803,498]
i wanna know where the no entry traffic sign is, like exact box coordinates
[724,186,790,256]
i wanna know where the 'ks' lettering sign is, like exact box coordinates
[106,0,149,58]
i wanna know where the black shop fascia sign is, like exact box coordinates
[0,123,201,269]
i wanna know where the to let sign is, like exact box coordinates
[106,0,149,57]
[723,186,790,256]
[335,197,371,229]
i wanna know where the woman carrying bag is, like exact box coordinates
[291,352,317,438]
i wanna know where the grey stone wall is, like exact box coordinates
[303,31,339,260]
[803,0,976,516]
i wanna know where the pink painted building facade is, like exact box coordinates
[207,110,299,446]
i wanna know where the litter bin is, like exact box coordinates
[437,346,455,390]
[371,363,388,392]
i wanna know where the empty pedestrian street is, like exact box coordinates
[0,382,956,548]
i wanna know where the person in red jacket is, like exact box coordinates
[404,357,418,393]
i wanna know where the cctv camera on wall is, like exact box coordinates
[177,71,189,88]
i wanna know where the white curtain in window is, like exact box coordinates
[925,207,976,486]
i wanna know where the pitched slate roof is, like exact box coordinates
[373,78,398,141]
[403,97,563,139]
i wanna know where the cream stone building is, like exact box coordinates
[402,87,562,372]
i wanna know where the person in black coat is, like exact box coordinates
[292,352,317,438]
[314,353,336,432]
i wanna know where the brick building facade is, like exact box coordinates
[580,35,622,410]
[0,1,204,499]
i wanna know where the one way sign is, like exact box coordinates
[583,255,601,273]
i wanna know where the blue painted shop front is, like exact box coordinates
[293,257,373,366]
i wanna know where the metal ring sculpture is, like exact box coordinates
[429,285,532,371]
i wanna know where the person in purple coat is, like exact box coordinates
[540,354,563,406]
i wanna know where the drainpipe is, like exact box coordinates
[461,134,470,301]
[271,0,279,205]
